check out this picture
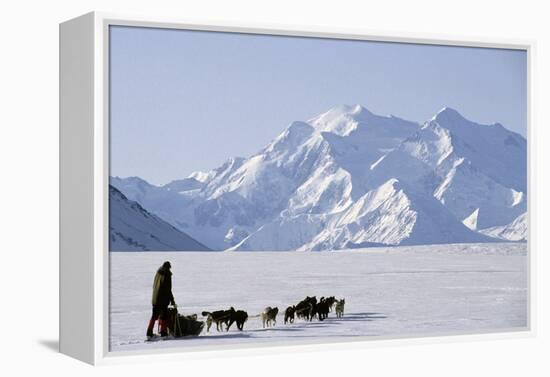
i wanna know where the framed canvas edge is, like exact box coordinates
[87,11,536,365]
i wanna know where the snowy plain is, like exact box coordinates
[109,243,527,353]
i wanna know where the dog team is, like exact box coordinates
[146,262,345,339]
[201,295,346,333]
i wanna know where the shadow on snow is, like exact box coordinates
[197,311,387,339]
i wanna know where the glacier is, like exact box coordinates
[110,104,527,251]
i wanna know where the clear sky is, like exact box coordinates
[109,26,527,185]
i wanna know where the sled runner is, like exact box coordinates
[145,334,174,342]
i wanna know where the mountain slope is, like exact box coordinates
[232,179,493,251]
[479,212,527,242]
[109,185,211,251]
[369,108,526,229]
[433,108,526,192]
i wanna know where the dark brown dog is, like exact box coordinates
[316,298,330,321]
[284,305,296,324]
[295,296,317,321]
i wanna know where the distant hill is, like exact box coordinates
[109,185,211,251]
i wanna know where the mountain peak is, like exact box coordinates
[437,106,458,113]
[431,107,520,139]
[308,104,378,136]
[332,103,373,116]
[188,170,214,183]
[433,107,465,122]
[111,175,154,188]
[351,103,369,114]
[314,104,374,120]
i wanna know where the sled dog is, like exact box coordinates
[261,306,279,328]
[284,305,296,324]
[295,296,317,321]
[225,309,248,331]
[316,297,330,321]
[335,299,345,318]
[201,307,235,332]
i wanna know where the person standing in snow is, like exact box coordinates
[146,261,176,338]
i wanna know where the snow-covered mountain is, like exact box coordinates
[231,179,494,251]
[109,185,211,251]
[480,212,527,242]
[368,107,526,230]
[111,104,527,251]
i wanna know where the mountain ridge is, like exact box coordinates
[111,104,527,251]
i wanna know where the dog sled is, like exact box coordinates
[167,306,204,337]
[145,306,204,342]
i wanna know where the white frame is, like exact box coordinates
[59,11,536,365]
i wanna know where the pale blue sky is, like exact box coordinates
[109,26,527,185]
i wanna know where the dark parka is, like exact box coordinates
[151,264,175,307]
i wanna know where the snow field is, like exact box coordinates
[109,243,527,352]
